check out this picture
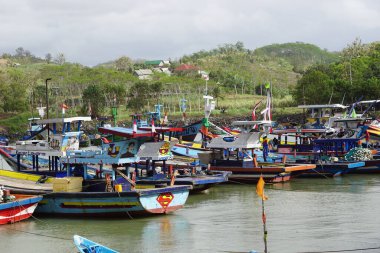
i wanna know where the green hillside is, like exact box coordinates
[253,42,339,73]
[1,40,378,137]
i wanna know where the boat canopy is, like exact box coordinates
[298,104,348,109]
[36,116,91,124]
[137,141,176,161]
[231,120,273,127]
[207,132,262,149]
[98,126,154,138]
[357,100,380,104]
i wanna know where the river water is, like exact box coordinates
[1,174,380,253]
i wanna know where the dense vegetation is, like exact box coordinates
[0,39,379,136]
[293,39,380,105]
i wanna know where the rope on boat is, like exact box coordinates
[297,245,380,253]
[5,226,72,241]
[115,190,134,220]
[224,246,380,253]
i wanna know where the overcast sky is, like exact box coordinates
[1,0,379,66]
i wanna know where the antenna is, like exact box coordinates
[341,92,346,105]
[328,88,334,104]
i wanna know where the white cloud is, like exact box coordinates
[0,0,379,65]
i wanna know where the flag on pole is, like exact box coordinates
[163,112,168,125]
[252,100,263,128]
[256,176,268,200]
[60,103,69,114]
[133,119,137,133]
[151,118,156,133]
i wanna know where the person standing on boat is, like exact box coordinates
[262,136,269,162]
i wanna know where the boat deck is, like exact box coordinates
[0,175,52,191]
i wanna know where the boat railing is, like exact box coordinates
[66,150,103,158]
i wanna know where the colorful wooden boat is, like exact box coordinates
[204,132,316,183]
[6,127,191,217]
[33,185,189,217]
[3,169,190,217]
[73,235,119,253]
[0,190,42,224]
[96,126,229,193]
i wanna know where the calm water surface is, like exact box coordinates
[1,174,380,253]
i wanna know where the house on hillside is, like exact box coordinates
[145,60,164,67]
[145,60,171,76]
[152,67,171,76]
[134,69,153,80]
[174,64,198,72]
[145,60,171,67]
[174,64,201,77]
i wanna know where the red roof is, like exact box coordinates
[174,64,199,72]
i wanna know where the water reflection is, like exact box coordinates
[1,176,380,253]
[141,215,191,252]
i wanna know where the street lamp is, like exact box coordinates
[45,78,52,141]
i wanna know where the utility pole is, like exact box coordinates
[45,78,52,142]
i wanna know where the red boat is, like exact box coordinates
[0,190,42,225]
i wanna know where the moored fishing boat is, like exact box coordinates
[96,126,229,193]
[0,188,42,224]
[5,126,191,217]
[203,132,316,183]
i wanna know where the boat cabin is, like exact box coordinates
[231,120,274,134]
[298,104,348,128]
[15,116,91,173]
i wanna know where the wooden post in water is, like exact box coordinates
[262,196,268,253]
[256,168,268,253]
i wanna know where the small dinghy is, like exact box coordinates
[73,235,119,253]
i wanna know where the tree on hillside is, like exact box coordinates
[54,53,66,65]
[115,56,133,72]
[45,53,52,64]
[15,47,25,57]
[126,81,163,112]
[82,84,106,118]
[293,66,333,105]
[0,68,29,112]
[294,41,380,105]
[127,81,151,112]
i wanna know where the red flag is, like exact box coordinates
[151,118,156,133]
[60,103,69,114]
[133,119,137,133]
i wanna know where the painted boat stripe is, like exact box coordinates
[0,204,37,219]
[61,202,140,206]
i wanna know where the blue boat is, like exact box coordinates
[36,186,189,217]
[8,126,191,217]
[73,235,119,253]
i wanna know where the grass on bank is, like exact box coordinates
[0,94,302,138]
